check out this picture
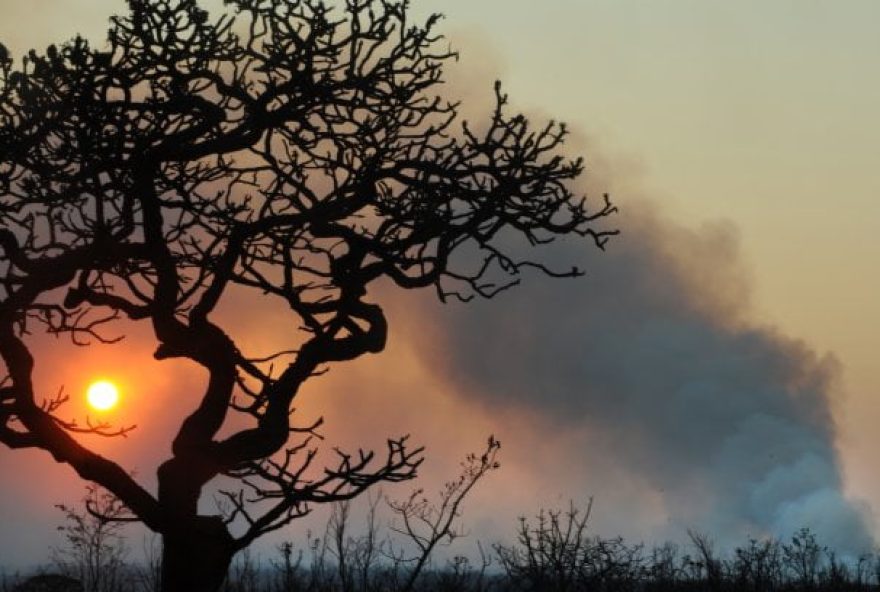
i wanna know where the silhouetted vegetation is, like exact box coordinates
[3,496,879,592]
[51,486,131,592]
[0,443,875,592]
[0,0,615,589]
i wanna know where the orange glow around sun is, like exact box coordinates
[86,380,120,411]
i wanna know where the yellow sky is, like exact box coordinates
[1,0,878,547]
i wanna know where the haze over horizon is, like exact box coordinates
[1,0,879,568]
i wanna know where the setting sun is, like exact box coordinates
[86,380,119,411]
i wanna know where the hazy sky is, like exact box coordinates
[1,0,879,567]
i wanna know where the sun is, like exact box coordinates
[86,380,119,411]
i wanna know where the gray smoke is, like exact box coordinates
[398,201,872,553]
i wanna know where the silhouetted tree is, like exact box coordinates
[53,486,131,592]
[387,436,500,592]
[0,1,615,590]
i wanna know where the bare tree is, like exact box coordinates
[326,493,384,592]
[783,528,825,589]
[52,486,131,592]
[494,500,646,592]
[687,530,723,590]
[270,541,304,592]
[387,436,500,592]
[0,0,615,590]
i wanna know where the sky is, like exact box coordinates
[1,0,880,568]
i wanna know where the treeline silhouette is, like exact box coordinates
[3,497,879,592]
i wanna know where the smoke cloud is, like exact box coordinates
[328,34,876,551]
[381,190,872,553]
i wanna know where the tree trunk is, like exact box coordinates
[161,516,236,592]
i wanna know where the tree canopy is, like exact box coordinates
[0,0,615,589]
